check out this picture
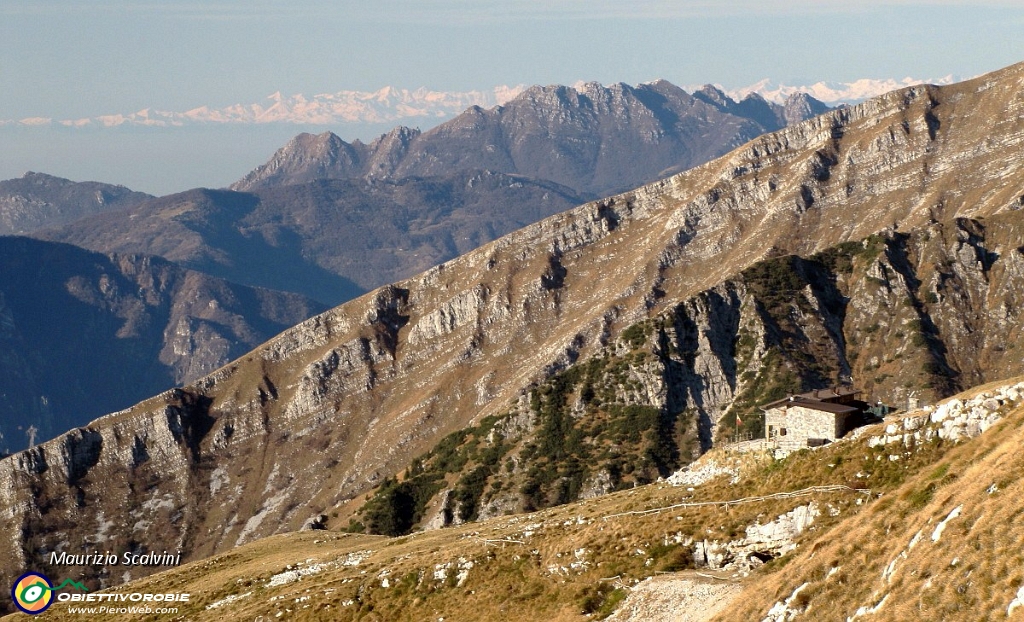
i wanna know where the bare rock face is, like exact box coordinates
[3,63,1024,596]
[781,93,832,128]
[230,132,370,190]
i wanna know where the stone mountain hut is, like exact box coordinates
[763,387,865,453]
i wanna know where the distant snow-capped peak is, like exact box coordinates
[714,75,959,105]
[4,85,528,129]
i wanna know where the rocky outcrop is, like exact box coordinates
[692,503,820,570]
[4,63,1024,596]
[867,381,1024,448]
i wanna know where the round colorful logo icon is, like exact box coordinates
[11,572,53,615]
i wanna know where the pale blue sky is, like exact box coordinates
[1,1,1022,193]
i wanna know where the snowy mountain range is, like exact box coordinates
[718,74,959,105]
[0,85,527,129]
[1,76,958,130]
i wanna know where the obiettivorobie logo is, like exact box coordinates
[11,571,191,616]
[11,572,88,615]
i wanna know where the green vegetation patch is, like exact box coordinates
[355,324,698,534]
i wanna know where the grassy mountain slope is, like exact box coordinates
[17,378,1022,621]
[714,378,1024,622]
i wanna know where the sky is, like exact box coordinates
[1,0,1022,194]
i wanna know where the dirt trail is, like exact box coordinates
[606,572,745,622]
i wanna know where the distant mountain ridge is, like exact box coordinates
[4,74,946,130]
[0,172,151,235]
[232,80,829,197]
[36,80,827,304]
[722,74,959,105]
[1,85,527,129]
[35,173,587,303]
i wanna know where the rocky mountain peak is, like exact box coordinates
[297,130,345,154]
[695,84,734,108]
[365,126,421,177]
[369,125,420,145]
[733,91,783,131]
[232,78,832,197]
[20,171,68,184]
[781,92,831,127]
[575,80,606,98]
[231,131,365,191]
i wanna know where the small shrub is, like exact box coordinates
[905,484,935,510]
[621,323,648,349]
[578,584,628,619]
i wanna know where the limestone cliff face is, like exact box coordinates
[2,63,1024,594]
[356,219,1024,533]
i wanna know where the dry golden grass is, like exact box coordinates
[8,471,858,621]
[713,379,1024,621]
[11,378,1022,622]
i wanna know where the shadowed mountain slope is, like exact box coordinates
[35,172,587,303]
[0,237,324,453]
[0,172,150,235]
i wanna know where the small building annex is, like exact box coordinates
[763,387,864,453]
